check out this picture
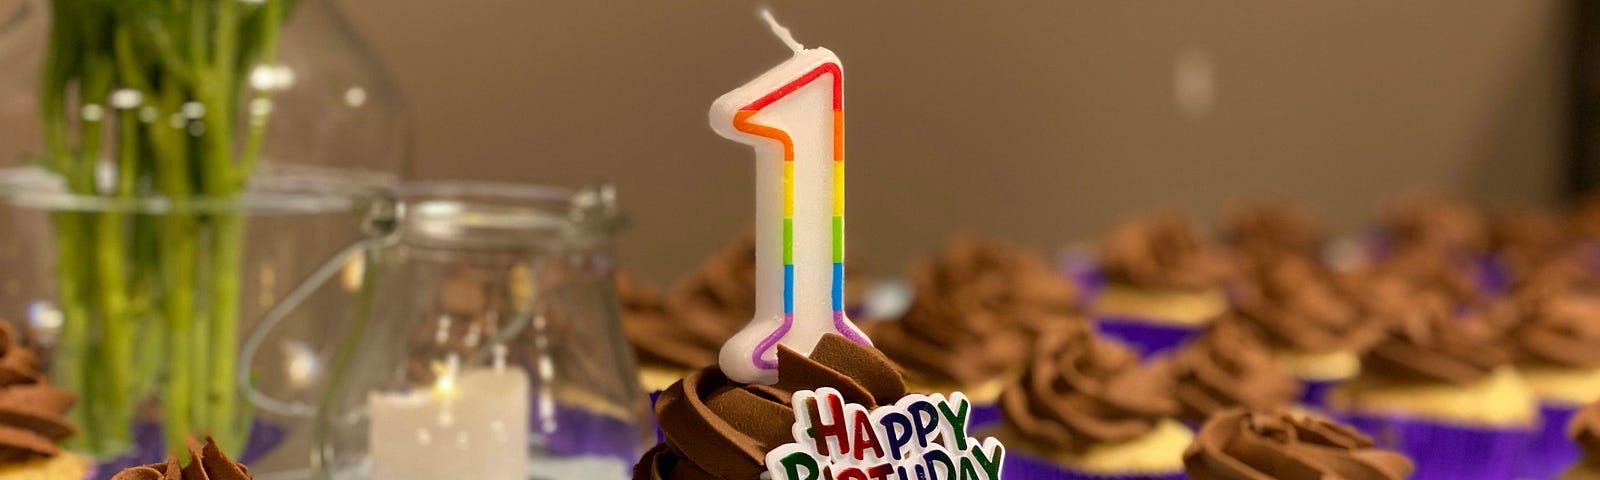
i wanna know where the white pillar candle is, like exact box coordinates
[369,353,530,480]
[712,10,869,385]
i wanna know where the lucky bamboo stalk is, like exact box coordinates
[37,0,294,457]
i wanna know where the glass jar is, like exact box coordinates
[310,181,651,480]
[0,0,409,477]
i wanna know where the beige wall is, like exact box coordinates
[338,0,1567,283]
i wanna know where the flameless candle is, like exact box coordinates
[369,349,530,480]
[714,11,869,384]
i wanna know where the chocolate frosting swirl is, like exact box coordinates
[0,321,75,463]
[1233,257,1387,355]
[1185,409,1414,480]
[1505,285,1600,368]
[634,334,908,480]
[620,271,730,370]
[863,238,1080,387]
[1354,277,1509,385]
[1000,323,1176,451]
[111,437,251,480]
[1100,213,1232,292]
[1381,194,1488,256]
[1166,321,1301,422]
[1224,201,1325,264]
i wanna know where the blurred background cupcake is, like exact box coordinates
[1184,408,1414,480]
[1504,270,1600,479]
[1162,319,1301,426]
[1230,256,1387,409]
[1091,213,1233,358]
[1370,194,1498,299]
[861,237,1080,430]
[993,322,1191,480]
[1222,200,1326,269]
[1329,276,1536,480]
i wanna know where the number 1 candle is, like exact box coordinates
[713,11,869,384]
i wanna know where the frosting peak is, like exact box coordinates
[1381,194,1488,255]
[635,334,908,480]
[1099,213,1231,292]
[864,238,1079,387]
[0,321,75,463]
[1184,409,1413,480]
[1506,286,1600,368]
[1232,257,1386,355]
[110,437,251,480]
[1354,277,1508,385]
[1224,201,1325,263]
[619,271,729,371]
[1165,320,1301,422]
[1000,323,1175,451]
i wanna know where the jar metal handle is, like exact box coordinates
[236,196,401,418]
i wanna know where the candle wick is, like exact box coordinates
[758,8,804,53]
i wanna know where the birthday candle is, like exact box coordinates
[712,11,868,384]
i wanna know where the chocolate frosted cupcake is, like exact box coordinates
[1232,257,1386,408]
[1374,194,1500,298]
[110,437,250,480]
[1163,320,1301,425]
[1184,408,1413,480]
[1328,277,1535,480]
[1092,213,1232,358]
[1505,282,1600,478]
[1223,200,1326,267]
[620,270,736,393]
[861,238,1079,429]
[1561,400,1600,480]
[633,334,907,479]
[0,321,88,480]
[995,323,1192,479]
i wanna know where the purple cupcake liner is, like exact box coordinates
[1344,412,1530,480]
[969,402,1002,433]
[1004,451,1185,480]
[1092,316,1204,360]
[648,389,664,443]
[1518,403,1582,480]
[1297,378,1341,411]
[92,417,286,478]
[1058,258,1104,310]
[536,402,646,462]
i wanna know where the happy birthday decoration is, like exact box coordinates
[712,11,869,384]
[767,388,1005,480]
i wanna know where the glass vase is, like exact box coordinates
[0,0,409,477]
[311,181,651,480]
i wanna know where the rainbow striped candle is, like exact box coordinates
[711,11,869,385]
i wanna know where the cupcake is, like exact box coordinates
[1163,319,1301,425]
[1561,400,1600,480]
[633,334,909,479]
[1223,200,1326,267]
[1184,408,1414,480]
[1505,280,1600,479]
[1231,257,1386,408]
[861,238,1080,430]
[619,270,732,394]
[110,437,249,479]
[1328,277,1537,480]
[994,323,1192,479]
[1375,194,1499,297]
[1092,213,1233,357]
[0,321,89,480]
[1490,212,1571,289]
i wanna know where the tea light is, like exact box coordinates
[369,349,529,479]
